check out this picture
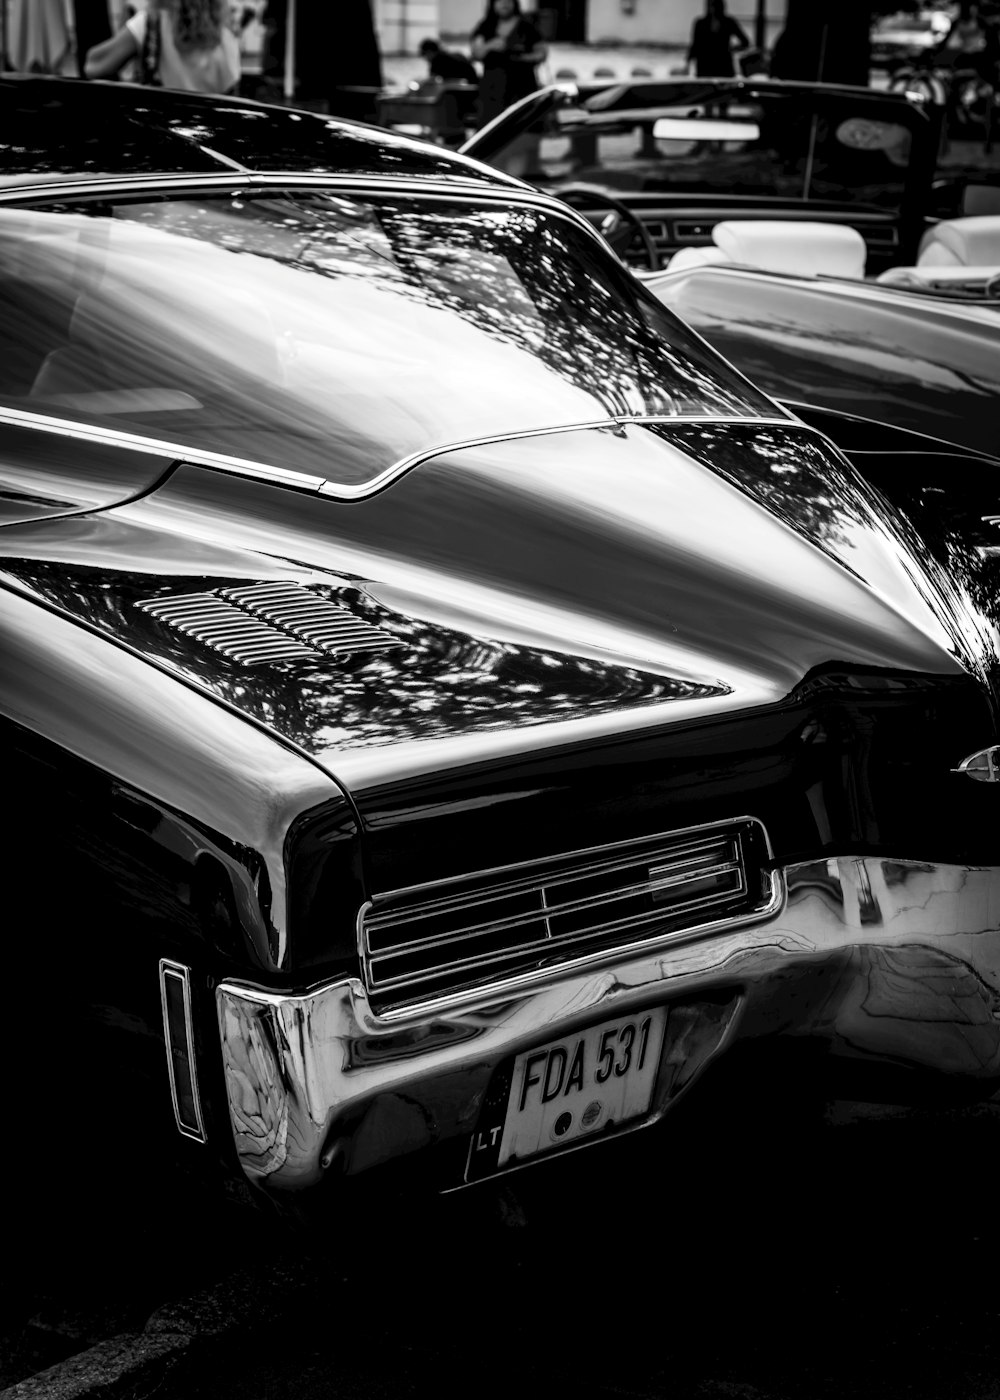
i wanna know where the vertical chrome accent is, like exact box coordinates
[539,884,553,939]
[159,959,207,1144]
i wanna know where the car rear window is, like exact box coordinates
[0,191,775,487]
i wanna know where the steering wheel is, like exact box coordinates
[555,184,660,270]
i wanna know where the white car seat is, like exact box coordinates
[711,221,867,278]
[917,216,1000,267]
[877,263,1000,290]
[666,246,729,271]
[667,220,867,278]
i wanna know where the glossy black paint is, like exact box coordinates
[3,92,1000,1202]
[654,265,1000,462]
[0,420,978,749]
[0,420,172,524]
[0,75,504,185]
[3,417,998,980]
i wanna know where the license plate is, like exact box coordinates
[467,1007,667,1180]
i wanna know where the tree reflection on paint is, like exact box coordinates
[8,561,726,753]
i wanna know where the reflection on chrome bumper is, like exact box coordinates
[216,857,1000,1193]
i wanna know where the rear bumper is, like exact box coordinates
[216,856,1000,1194]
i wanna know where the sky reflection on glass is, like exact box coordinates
[0,194,772,486]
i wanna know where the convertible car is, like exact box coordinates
[645,214,1000,466]
[459,76,948,273]
[5,76,1000,1215]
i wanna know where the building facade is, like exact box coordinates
[374,0,788,54]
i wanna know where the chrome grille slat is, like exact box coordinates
[361,818,776,1009]
[365,835,736,926]
[367,895,747,992]
[137,580,400,666]
[366,868,743,956]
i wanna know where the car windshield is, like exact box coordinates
[524,88,914,211]
[0,191,773,487]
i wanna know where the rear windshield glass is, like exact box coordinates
[0,192,774,487]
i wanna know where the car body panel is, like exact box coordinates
[0,74,512,187]
[0,420,976,774]
[5,77,1000,1209]
[648,263,1000,461]
[0,416,175,524]
[218,854,1000,1189]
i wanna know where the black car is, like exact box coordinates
[4,76,1000,1215]
[460,77,949,272]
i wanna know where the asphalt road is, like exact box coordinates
[8,1094,1000,1400]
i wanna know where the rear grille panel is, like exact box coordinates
[361,818,777,1011]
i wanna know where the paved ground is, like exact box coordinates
[8,1093,1000,1400]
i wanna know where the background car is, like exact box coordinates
[6,76,1000,1222]
[459,77,944,272]
[647,214,1000,463]
[871,7,955,74]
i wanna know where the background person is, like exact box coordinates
[84,0,240,92]
[687,0,750,78]
[936,1,1000,81]
[471,0,547,128]
[419,36,477,85]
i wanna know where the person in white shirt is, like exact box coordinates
[85,0,241,93]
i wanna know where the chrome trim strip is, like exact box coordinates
[159,958,206,1144]
[218,856,1000,1193]
[0,171,530,207]
[648,861,742,895]
[319,420,615,498]
[365,835,733,925]
[318,416,797,502]
[367,866,744,956]
[0,404,794,504]
[356,892,790,1021]
[367,892,761,994]
[0,406,326,491]
[0,171,513,205]
[0,172,255,203]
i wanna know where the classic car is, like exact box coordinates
[871,7,954,74]
[459,76,947,273]
[5,75,1000,1217]
[646,215,1000,463]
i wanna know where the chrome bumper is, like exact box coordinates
[216,856,1000,1193]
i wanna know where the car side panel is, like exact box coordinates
[655,268,1000,460]
[1,583,348,1181]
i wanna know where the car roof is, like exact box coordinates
[0,74,512,192]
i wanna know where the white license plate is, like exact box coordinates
[496,1007,668,1169]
